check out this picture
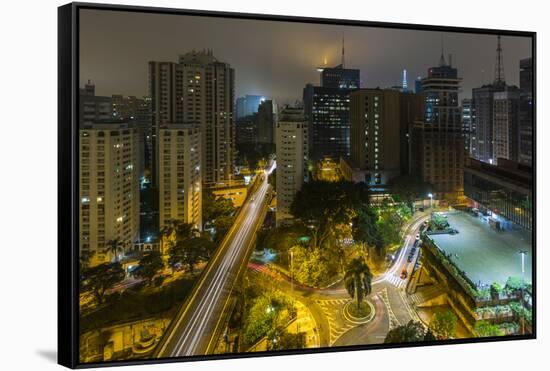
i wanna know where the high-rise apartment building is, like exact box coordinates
[149,49,235,187]
[79,122,140,266]
[158,124,202,231]
[518,57,533,166]
[275,107,308,226]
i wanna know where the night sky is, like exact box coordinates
[80,9,532,103]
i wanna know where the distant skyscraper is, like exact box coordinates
[413,50,464,197]
[493,88,520,163]
[303,83,354,160]
[318,37,360,89]
[256,99,277,144]
[236,95,265,119]
[149,49,235,187]
[472,36,519,164]
[402,69,408,91]
[79,122,140,266]
[461,98,474,155]
[275,107,308,226]
[414,76,423,94]
[320,65,360,89]
[158,124,202,230]
[518,57,533,166]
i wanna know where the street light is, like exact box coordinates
[428,193,433,209]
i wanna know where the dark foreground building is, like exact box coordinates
[464,157,532,230]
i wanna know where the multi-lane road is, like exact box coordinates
[155,163,274,358]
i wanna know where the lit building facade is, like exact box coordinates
[275,107,308,226]
[158,124,202,231]
[149,49,235,187]
[493,88,520,163]
[349,89,402,186]
[303,84,354,160]
[414,54,464,198]
[79,122,140,266]
[461,98,475,156]
[464,158,532,230]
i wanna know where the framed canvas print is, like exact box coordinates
[58,2,536,368]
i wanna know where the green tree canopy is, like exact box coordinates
[133,251,163,285]
[290,245,331,287]
[344,258,373,309]
[387,175,432,208]
[384,320,427,343]
[202,192,235,224]
[429,310,458,340]
[81,262,125,304]
[474,320,505,337]
[290,180,369,249]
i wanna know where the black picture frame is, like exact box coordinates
[58,2,537,368]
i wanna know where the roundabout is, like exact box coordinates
[342,299,376,325]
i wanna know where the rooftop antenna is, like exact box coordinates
[439,34,446,66]
[494,35,505,85]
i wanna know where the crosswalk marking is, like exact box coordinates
[315,299,357,345]
[385,274,406,289]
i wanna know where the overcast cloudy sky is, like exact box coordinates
[80,9,532,103]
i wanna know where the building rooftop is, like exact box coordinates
[429,211,532,286]
[465,157,532,191]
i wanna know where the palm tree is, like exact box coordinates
[105,238,123,262]
[344,258,373,309]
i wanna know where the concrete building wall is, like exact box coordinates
[275,108,308,226]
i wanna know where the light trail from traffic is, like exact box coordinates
[156,163,274,357]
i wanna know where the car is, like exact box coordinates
[415,233,420,240]
[407,254,414,263]
[400,269,408,279]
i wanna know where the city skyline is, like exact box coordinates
[80,9,531,102]
[75,7,534,364]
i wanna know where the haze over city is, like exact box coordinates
[80,9,531,102]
